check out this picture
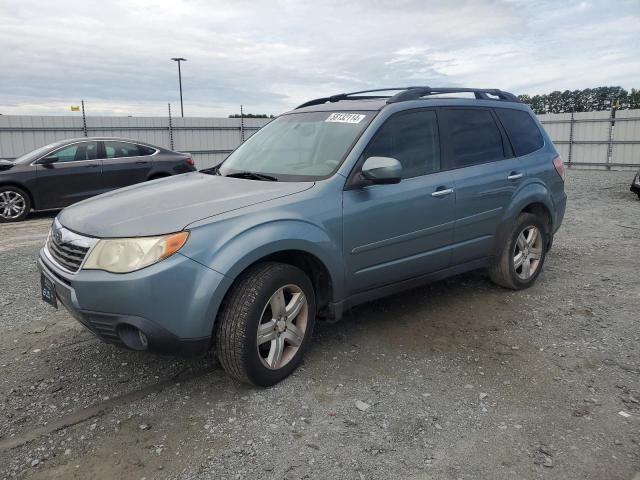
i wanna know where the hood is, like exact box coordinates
[58,172,313,238]
[0,159,15,171]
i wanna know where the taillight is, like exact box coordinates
[185,157,195,167]
[553,155,565,182]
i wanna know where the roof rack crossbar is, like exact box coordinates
[295,86,519,109]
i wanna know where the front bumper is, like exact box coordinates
[38,249,231,355]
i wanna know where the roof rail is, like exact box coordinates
[295,86,520,109]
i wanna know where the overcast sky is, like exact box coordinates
[1,0,638,117]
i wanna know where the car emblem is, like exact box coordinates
[53,227,63,245]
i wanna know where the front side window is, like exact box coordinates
[363,110,440,178]
[52,142,99,162]
[104,141,150,159]
[495,108,544,157]
[219,111,374,181]
[441,109,504,167]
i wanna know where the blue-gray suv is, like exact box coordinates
[38,87,567,386]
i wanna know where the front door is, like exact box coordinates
[342,109,456,295]
[35,141,103,209]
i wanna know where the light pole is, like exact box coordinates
[171,57,186,117]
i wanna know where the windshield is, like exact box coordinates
[14,144,55,164]
[218,111,374,181]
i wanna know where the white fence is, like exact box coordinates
[1,109,639,170]
[0,115,270,169]
[537,109,640,170]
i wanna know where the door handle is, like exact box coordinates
[136,160,148,165]
[431,188,454,197]
[507,172,524,180]
[85,164,99,168]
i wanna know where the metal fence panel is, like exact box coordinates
[1,110,638,170]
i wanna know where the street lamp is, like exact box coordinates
[171,57,186,117]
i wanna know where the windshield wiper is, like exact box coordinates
[224,171,278,181]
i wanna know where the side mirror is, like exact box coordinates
[361,156,402,185]
[38,155,58,165]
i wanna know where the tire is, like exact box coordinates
[0,186,31,223]
[215,262,316,387]
[489,213,548,290]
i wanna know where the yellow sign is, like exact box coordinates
[70,106,80,112]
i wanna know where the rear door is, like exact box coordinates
[342,109,456,295]
[440,108,525,265]
[101,141,156,191]
[35,141,103,209]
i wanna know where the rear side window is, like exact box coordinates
[440,109,504,168]
[495,108,544,156]
[104,142,154,159]
[364,110,440,178]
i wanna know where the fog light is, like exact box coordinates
[118,324,149,351]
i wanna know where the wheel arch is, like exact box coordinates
[495,183,555,256]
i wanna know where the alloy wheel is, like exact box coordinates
[513,225,543,280]
[0,191,27,220]
[256,284,308,370]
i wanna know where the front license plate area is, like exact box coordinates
[41,272,58,309]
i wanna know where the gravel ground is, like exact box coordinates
[0,169,639,480]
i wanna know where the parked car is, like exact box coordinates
[631,169,640,199]
[0,137,195,222]
[38,87,567,386]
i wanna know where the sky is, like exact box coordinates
[0,0,638,117]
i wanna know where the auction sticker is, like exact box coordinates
[325,113,366,123]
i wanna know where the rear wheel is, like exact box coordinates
[0,186,31,223]
[489,213,548,290]
[215,262,316,386]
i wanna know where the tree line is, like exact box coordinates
[518,86,640,114]
[228,113,275,118]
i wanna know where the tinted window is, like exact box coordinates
[104,141,150,159]
[52,142,99,162]
[364,110,440,178]
[495,108,544,156]
[441,109,504,167]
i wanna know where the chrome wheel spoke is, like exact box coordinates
[282,323,303,347]
[257,320,277,346]
[266,335,285,368]
[529,247,542,260]
[517,232,527,250]
[514,252,525,268]
[521,257,531,277]
[526,227,538,247]
[285,292,305,323]
[269,288,286,318]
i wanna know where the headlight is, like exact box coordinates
[83,231,189,273]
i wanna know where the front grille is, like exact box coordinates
[48,236,89,272]
[46,223,93,273]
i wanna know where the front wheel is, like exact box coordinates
[215,262,316,386]
[0,186,31,223]
[489,213,548,290]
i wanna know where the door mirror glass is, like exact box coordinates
[361,156,402,184]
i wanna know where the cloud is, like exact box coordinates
[0,0,638,116]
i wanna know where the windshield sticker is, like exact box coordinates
[325,113,366,124]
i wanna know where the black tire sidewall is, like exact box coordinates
[0,186,31,223]
[506,214,548,289]
[242,265,316,387]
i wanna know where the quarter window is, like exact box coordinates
[364,110,440,178]
[104,142,154,159]
[495,108,544,156]
[441,109,504,167]
[51,142,99,162]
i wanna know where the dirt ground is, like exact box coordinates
[0,169,639,480]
